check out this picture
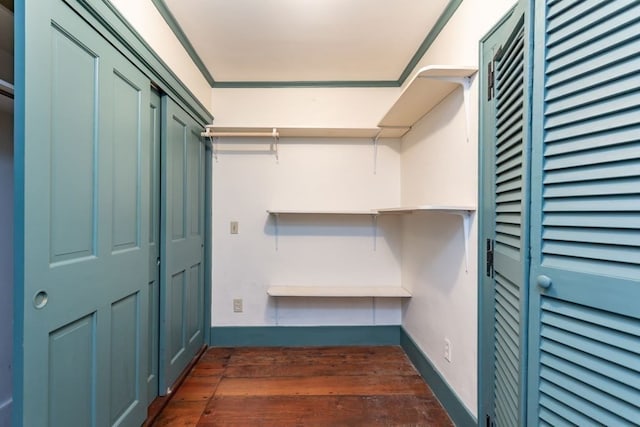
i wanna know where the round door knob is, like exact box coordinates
[536,275,552,289]
[33,290,49,309]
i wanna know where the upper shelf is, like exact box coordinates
[378,65,478,135]
[202,65,477,141]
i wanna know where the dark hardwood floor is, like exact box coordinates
[150,346,454,426]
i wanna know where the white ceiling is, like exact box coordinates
[162,0,452,84]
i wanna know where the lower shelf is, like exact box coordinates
[267,286,412,298]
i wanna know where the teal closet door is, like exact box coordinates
[528,0,640,424]
[159,96,205,393]
[15,1,151,425]
[479,2,532,425]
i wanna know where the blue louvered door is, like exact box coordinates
[479,3,531,426]
[527,0,640,424]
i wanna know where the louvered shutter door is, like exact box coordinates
[480,7,530,426]
[528,0,640,425]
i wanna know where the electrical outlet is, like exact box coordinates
[233,298,243,313]
[444,338,452,363]
[230,221,239,234]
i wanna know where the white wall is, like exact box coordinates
[399,0,517,417]
[211,87,400,129]
[212,138,402,326]
[109,0,212,110]
[0,109,13,427]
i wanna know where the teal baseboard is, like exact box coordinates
[210,325,401,347]
[400,328,477,427]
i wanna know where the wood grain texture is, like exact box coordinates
[150,346,453,426]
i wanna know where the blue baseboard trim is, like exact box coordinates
[210,325,401,347]
[400,328,477,427]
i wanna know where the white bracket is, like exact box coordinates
[372,214,378,251]
[212,136,219,161]
[270,128,279,162]
[451,210,472,273]
[430,76,473,143]
[273,213,280,251]
[372,130,382,175]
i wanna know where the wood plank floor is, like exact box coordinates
[151,346,454,426]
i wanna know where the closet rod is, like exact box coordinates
[201,130,279,138]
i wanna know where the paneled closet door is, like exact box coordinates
[159,96,206,393]
[479,2,531,426]
[528,0,640,424]
[16,1,150,425]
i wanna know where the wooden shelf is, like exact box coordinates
[378,65,478,137]
[203,66,477,142]
[267,285,411,298]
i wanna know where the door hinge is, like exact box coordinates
[486,238,494,278]
[487,61,495,101]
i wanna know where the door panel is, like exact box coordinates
[16,1,150,425]
[528,0,640,424]
[112,72,143,252]
[110,293,140,424]
[50,24,98,264]
[48,314,96,426]
[160,97,205,393]
[479,3,531,426]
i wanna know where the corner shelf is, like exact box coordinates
[378,65,478,138]
[267,285,411,298]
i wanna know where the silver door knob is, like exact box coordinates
[33,290,49,309]
[536,275,552,289]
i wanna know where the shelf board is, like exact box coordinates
[376,205,476,215]
[378,65,478,135]
[267,285,411,298]
[267,209,376,216]
[207,126,391,139]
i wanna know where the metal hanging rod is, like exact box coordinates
[201,129,280,138]
[202,126,279,161]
